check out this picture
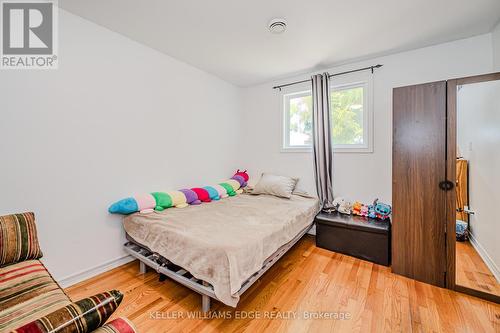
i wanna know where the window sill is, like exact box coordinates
[280,147,312,153]
[281,147,373,154]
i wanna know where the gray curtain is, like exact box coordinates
[311,73,335,211]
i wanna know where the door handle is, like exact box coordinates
[439,180,454,191]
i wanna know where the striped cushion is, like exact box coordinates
[0,212,43,266]
[12,290,124,333]
[0,260,71,332]
[93,318,137,333]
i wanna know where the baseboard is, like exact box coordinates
[57,255,135,288]
[469,233,500,283]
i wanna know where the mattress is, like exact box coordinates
[123,193,320,307]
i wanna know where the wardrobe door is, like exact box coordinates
[392,81,447,287]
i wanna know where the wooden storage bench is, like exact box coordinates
[315,212,391,266]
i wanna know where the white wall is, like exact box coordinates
[493,21,500,71]
[457,81,500,279]
[0,10,241,285]
[239,34,494,204]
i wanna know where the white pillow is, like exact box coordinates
[252,173,298,199]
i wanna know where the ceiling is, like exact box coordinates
[59,0,500,86]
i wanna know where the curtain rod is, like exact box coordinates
[272,64,383,91]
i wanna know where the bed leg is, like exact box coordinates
[139,261,147,274]
[201,294,211,313]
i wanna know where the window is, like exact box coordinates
[283,91,313,148]
[282,79,372,152]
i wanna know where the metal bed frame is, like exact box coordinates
[123,223,313,312]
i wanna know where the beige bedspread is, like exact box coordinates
[123,193,320,307]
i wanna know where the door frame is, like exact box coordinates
[446,72,500,303]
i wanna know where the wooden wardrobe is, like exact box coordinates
[392,72,500,301]
[392,81,449,287]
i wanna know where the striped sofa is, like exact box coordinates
[0,212,137,333]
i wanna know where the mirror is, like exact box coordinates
[455,79,500,298]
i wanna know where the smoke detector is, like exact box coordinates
[268,18,287,34]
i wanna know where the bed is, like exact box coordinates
[122,193,320,311]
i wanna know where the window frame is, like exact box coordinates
[281,74,373,153]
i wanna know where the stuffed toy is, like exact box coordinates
[367,204,376,219]
[352,201,362,216]
[219,182,236,196]
[203,186,220,200]
[212,184,229,198]
[374,199,392,220]
[179,189,201,205]
[167,190,189,208]
[332,197,343,212]
[108,170,250,215]
[332,197,352,215]
[360,205,369,217]
[339,200,352,215]
[191,188,211,203]
[151,192,173,211]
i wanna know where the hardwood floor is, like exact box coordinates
[66,236,500,332]
[456,240,500,296]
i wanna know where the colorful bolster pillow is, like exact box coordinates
[203,186,220,200]
[108,169,250,215]
[192,188,211,203]
[12,290,123,333]
[179,189,201,205]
